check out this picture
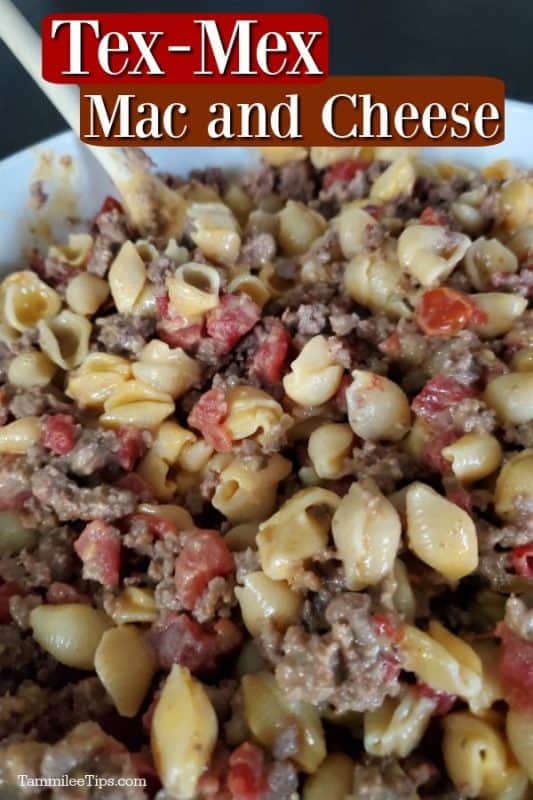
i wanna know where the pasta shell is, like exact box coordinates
[94,625,156,717]
[242,672,326,773]
[151,665,218,799]
[406,482,478,580]
[30,604,112,670]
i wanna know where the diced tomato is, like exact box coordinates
[511,543,533,578]
[416,288,488,337]
[228,743,268,800]
[206,294,260,353]
[372,613,403,644]
[188,387,232,452]
[419,206,448,226]
[415,683,457,716]
[175,529,234,609]
[251,320,291,384]
[412,376,477,427]
[43,414,76,456]
[46,582,89,605]
[155,294,172,319]
[99,196,124,215]
[423,428,458,473]
[156,294,204,350]
[152,613,242,673]
[116,426,146,471]
[498,623,533,712]
[158,319,204,349]
[127,512,178,540]
[322,159,369,190]
[160,321,204,350]
[0,582,22,623]
[74,520,121,588]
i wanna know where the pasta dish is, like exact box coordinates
[0,145,532,799]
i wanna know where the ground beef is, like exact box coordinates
[0,681,48,743]
[355,313,397,349]
[0,525,79,589]
[240,232,277,268]
[0,625,59,695]
[60,427,122,476]
[0,454,40,518]
[189,167,227,195]
[7,386,72,419]
[477,550,512,592]
[449,398,496,434]
[93,208,129,245]
[273,281,337,312]
[195,336,231,370]
[481,514,533,551]
[8,594,41,629]
[425,331,485,386]
[491,266,533,297]
[504,420,533,448]
[504,309,533,350]
[283,302,329,336]
[241,163,275,202]
[347,442,417,495]
[234,549,261,584]
[271,720,299,761]
[31,465,137,522]
[350,757,417,800]
[0,342,13,383]
[86,235,114,277]
[150,534,181,612]
[476,515,533,592]
[269,592,401,713]
[330,310,358,336]
[39,681,114,744]
[95,314,156,356]
[0,721,148,800]
[122,519,155,559]
[0,676,113,747]
[384,323,487,391]
[277,160,315,203]
[146,253,175,286]
[193,576,235,623]
[265,760,299,800]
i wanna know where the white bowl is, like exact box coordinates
[0,98,531,271]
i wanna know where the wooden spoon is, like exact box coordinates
[0,0,186,238]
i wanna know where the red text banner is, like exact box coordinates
[42,13,329,84]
